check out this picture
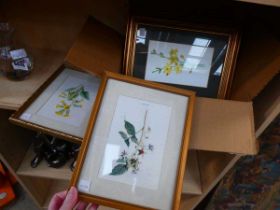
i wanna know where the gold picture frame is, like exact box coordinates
[123,17,241,99]
[9,64,101,144]
[70,71,195,210]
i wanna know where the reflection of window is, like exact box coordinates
[189,46,207,57]
[214,64,223,76]
[136,28,147,44]
[193,38,211,47]
[101,144,121,175]
[189,38,211,57]
[184,57,200,70]
[184,38,212,71]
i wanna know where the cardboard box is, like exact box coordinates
[64,19,259,202]
[66,17,258,155]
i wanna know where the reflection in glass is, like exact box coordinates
[214,64,223,76]
[101,144,121,176]
[136,28,147,44]
[193,38,211,47]
[184,57,201,71]
[188,45,207,57]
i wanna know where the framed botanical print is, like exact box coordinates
[9,65,101,144]
[70,71,195,210]
[124,17,241,99]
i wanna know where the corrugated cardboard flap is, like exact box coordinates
[189,97,258,155]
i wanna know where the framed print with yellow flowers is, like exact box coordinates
[124,17,241,99]
[9,65,100,144]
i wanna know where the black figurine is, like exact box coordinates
[31,133,80,169]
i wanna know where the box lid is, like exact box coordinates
[65,18,258,155]
[189,97,258,154]
[65,17,123,75]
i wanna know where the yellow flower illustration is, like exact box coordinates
[55,100,71,117]
[169,49,179,63]
[55,85,90,118]
[152,48,185,76]
[175,64,183,74]
[163,63,172,75]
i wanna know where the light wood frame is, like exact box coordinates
[9,64,100,144]
[70,71,195,210]
[123,17,241,99]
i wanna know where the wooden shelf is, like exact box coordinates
[182,150,202,195]
[17,144,201,195]
[254,74,280,137]
[230,23,280,101]
[0,110,34,171]
[0,1,279,210]
[0,49,65,110]
[17,145,73,181]
[180,152,240,210]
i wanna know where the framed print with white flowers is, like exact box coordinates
[70,71,195,210]
[124,17,241,99]
[9,65,101,144]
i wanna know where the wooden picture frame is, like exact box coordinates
[123,17,241,99]
[9,64,101,144]
[70,71,195,210]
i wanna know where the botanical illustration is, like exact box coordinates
[151,48,186,75]
[145,40,214,88]
[110,110,154,176]
[55,85,89,117]
[97,95,171,190]
[36,72,99,129]
[151,48,206,76]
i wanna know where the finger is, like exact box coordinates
[48,191,67,210]
[75,201,88,210]
[60,186,78,210]
[87,203,99,210]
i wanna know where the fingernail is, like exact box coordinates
[67,186,76,197]
[70,186,75,192]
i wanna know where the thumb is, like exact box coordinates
[60,186,78,210]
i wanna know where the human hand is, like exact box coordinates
[48,186,98,210]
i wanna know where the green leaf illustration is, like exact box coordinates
[59,92,67,98]
[65,87,77,92]
[68,91,78,100]
[131,135,138,144]
[116,158,126,164]
[80,90,89,100]
[73,103,82,108]
[124,139,130,147]
[119,131,130,147]
[118,131,128,140]
[110,164,128,175]
[56,85,90,118]
[125,120,135,136]
[152,67,162,73]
